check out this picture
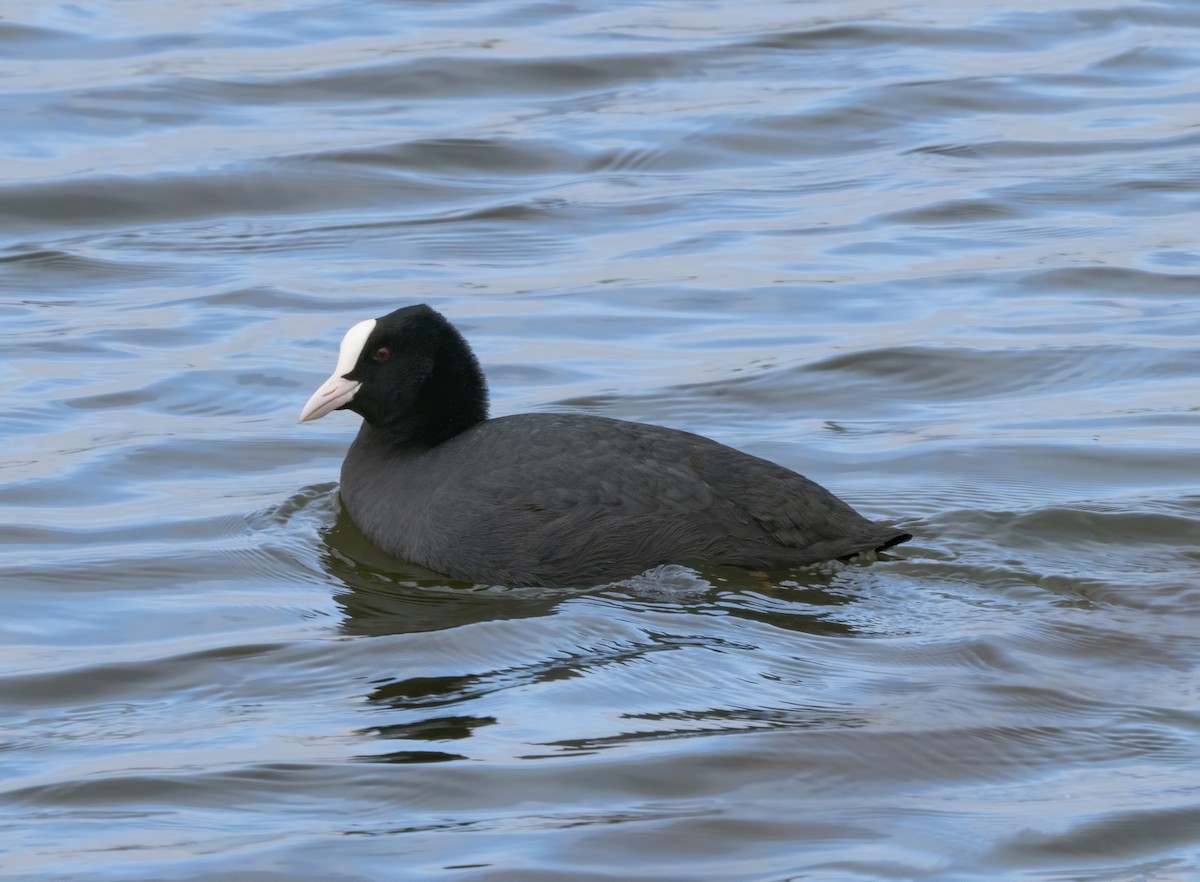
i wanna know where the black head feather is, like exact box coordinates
[344,304,489,448]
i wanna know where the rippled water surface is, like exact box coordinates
[4,1,1200,880]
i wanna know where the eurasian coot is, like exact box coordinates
[300,304,910,586]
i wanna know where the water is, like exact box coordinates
[3,1,1199,879]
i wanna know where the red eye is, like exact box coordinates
[372,346,390,363]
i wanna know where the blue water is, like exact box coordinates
[3,1,1199,880]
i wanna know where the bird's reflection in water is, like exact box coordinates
[315,491,866,764]
[317,499,571,763]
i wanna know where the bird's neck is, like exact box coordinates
[379,347,489,449]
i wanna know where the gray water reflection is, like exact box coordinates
[3,0,1200,880]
